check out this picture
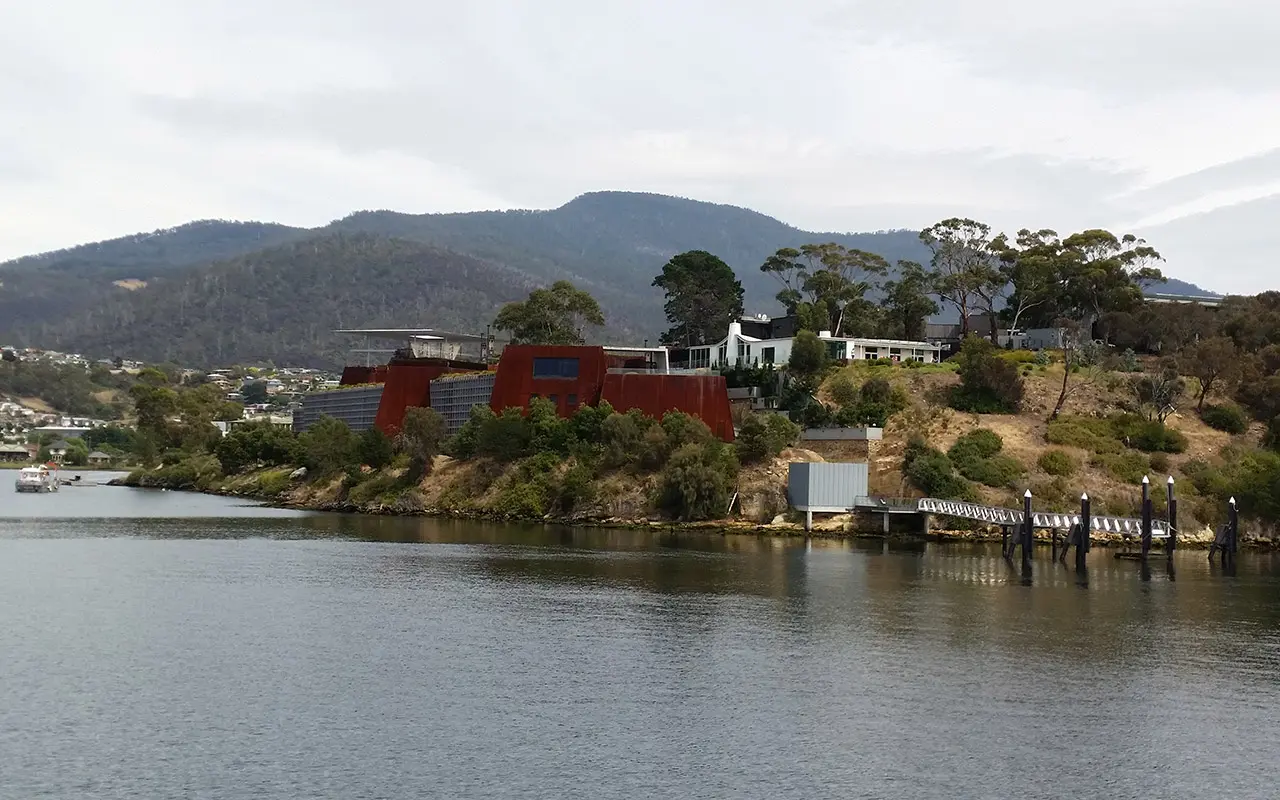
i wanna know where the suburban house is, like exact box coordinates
[0,443,31,462]
[87,451,114,466]
[48,440,71,462]
[670,316,942,369]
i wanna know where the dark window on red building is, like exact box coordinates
[532,357,580,379]
[567,394,578,407]
[548,394,558,406]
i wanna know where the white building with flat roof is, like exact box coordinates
[676,322,941,369]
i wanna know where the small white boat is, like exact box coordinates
[15,464,59,493]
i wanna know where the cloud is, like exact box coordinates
[2,0,1280,294]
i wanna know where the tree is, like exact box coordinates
[241,381,269,405]
[950,336,1024,413]
[787,330,828,381]
[1057,230,1164,325]
[760,244,887,335]
[493,281,605,345]
[989,229,1065,332]
[652,250,745,347]
[397,407,447,479]
[919,218,1003,339]
[299,415,359,474]
[1048,321,1105,421]
[357,427,395,469]
[1181,337,1241,412]
[1131,359,1185,423]
[879,261,939,340]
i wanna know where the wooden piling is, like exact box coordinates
[1166,476,1177,563]
[1140,476,1152,560]
[1076,493,1090,572]
[1022,489,1033,574]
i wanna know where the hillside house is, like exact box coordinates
[670,317,940,369]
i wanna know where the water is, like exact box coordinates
[1,469,1279,799]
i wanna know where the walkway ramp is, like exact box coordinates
[914,498,1169,539]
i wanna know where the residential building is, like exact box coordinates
[672,318,941,369]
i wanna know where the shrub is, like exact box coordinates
[398,407,448,479]
[1149,452,1171,474]
[358,427,395,469]
[569,400,614,445]
[1037,450,1077,477]
[658,442,739,521]
[478,407,533,462]
[299,415,360,475]
[902,437,972,499]
[1091,451,1151,484]
[527,397,575,455]
[947,430,1022,487]
[557,461,596,513]
[735,413,799,465]
[660,411,715,450]
[215,421,300,474]
[1112,415,1188,453]
[949,337,1024,414]
[347,472,404,506]
[1266,418,1280,452]
[998,350,1038,364]
[1045,416,1123,454]
[600,410,651,468]
[638,424,672,470]
[1201,404,1248,435]
[447,404,495,460]
[827,372,860,408]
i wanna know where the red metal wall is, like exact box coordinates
[489,345,609,417]
[489,345,734,441]
[340,365,388,386]
[601,373,735,442]
[372,358,486,434]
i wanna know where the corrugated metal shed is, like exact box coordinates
[788,462,869,512]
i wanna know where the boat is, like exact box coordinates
[14,464,59,493]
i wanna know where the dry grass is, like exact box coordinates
[111,279,148,290]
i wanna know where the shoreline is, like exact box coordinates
[111,475,1276,550]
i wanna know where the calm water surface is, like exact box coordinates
[2,469,1278,799]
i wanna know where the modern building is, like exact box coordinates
[672,318,941,369]
[293,384,385,433]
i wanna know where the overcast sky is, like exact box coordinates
[3,0,1278,293]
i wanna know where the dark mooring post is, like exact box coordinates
[1022,489,1034,574]
[1166,476,1177,564]
[1077,492,1090,571]
[1228,496,1239,569]
[1140,475,1153,561]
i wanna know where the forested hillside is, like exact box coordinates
[2,191,1219,363]
[49,234,537,368]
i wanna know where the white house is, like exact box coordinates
[677,321,941,369]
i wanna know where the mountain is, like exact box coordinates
[1,191,1221,366]
[48,233,536,368]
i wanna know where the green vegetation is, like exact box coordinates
[1200,404,1248,435]
[832,377,908,428]
[947,430,1023,488]
[492,280,605,346]
[0,359,133,418]
[734,414,800,465]
[902,437,973,500]
[653,250,745,347]
[1046,413,1186,456]
[950,337,1024,414]
[1037,450,1077,477]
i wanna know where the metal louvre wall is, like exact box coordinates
[293,386,385,433]
[788,462,870,511]
[429,372,497,434]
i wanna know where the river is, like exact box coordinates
[2,470,1278,798]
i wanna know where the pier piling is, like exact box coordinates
[1076,493,1090,572]
[1140,476,1152,561]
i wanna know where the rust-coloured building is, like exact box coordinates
[489,345,734,442]
[346,357,486,435]
[328,344,733,441]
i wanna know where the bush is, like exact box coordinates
[788,331,828,379]
[661,411,715,450]
[215,421,300,474]
[358,427,395,469]
[949,337,1024,414]
[998,350,1038,364]
[827,372,860,408]
[527,397,575,455]
[947,430,1022,488]
[299,416,360,475]
[398,407,448,479]
[557,461,596,513]
[1091,451,1151,484]
[1045,415,1121,455]
[658,442,739,521]
[1149,452,1171,474]
[735,413,800,465]
[447,404,495,459]
[1201,404,1248,435]
[1037,450,1077,477]
[1112,415,1188,453]
[833,377,907,427]
[347,472,405,506]
[903,437,972,500]
[478,407,533,462]
[600,410,652,468]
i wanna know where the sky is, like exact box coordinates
[3,0,1279,293]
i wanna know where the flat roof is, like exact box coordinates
[335,328,490,343]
